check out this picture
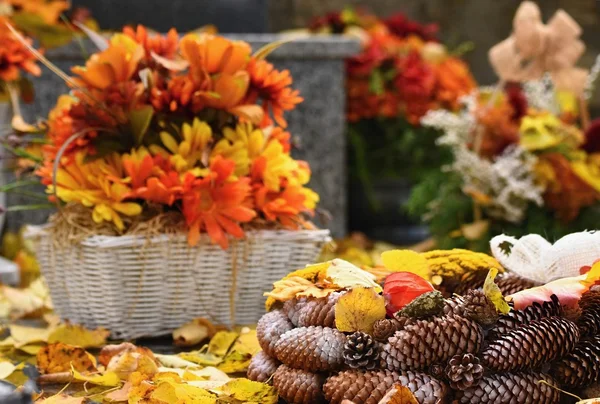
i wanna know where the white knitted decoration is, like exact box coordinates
[490,231,600,283]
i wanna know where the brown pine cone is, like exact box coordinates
[453,271,487,296]
[256,309,293,358]
[460,290,498,327]
[373,319,400,342]
[488,294,562,338]
[247,351,279,383]
[381,314,483,371]
[445,353,484,391]
[283,291,343,328]
[323,369,447,404]
[272,364,325,404]
[343,332,380,370]
[274,326,345,372]
[481,316,580,372]
[578,289,600,337]
[443,295,466,316]
[552,335,600,388]
[495,272,541,295]
[454,372,560,403]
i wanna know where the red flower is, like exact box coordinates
[505,82,528,123]
[383,13,439,42]
[383,272,434,316]
[395,52,435,100]
[583,119,600,154]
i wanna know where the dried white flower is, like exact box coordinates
[523,74,559,114]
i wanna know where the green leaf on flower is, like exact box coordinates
[11,13,73,48]
[128,105,154,146]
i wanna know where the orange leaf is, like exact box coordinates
[378,385,418,404]
[37,342,97,374]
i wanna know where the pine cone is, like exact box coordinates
[247,351,279,383]
[274,326,345,372]
[343,332,380,370]
[443,295,466,316]
[481,316,580,372]
[272,364,325,404]
[454,372,560,403]
[397,291,445,319]
[453,271,487,296]
[323,369,447,404]
[488,294,562,338]
[495,272,540,295]
[373,319,400,342]
[460,290,498,327]
[445,353,484,391]
[552,335,600,388]
[256,309,293,358]
[578,290,600,337]
[381,314,483,371]
[283,292,343,328]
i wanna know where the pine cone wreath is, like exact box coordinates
[454,372,560,403]
[343,332,380,370]
[445,353,484,391]
[272,364,325,404]
[488,294,562,338]
[283,292,343,328]
[482,316,580,372]
[578,289,600,337]
[247,351,280,383]
[552,335,600,388]
[494,272,540,295]
[274,326,346,372]
[373,319,401,342]
[381,314,483,371]
[256,309,294,357]
[460,290,498,327]
[323,369,447,404]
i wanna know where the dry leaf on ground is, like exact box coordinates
[0,361,17,379]
[216,378,278,404]
[9,324,51,347]
[377,384,419,403]
[71,367,121,387]
[173,318,217,347]
[36,395,87,404]
[207,331,238,357]
[37,342,97,374]
[107,351,159,380]
[335,287,386,335]
[48,324,109,348]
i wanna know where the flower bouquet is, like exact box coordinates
[8,27,330,338]
[309,8,476,243]
[407,2,600,252]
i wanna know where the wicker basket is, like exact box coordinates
[27,226,330,339]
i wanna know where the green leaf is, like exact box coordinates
[128,106,154,146]
[368,69,385,96]
[11,13,73,49]
[1,145,42,162]
[4,204,55,212]
[0,180,39,192]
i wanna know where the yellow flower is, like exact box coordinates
[571,152,600,193]
[257,141,300,191]
[520,112,583,151]
[160,118,213,172]
[211,122,265,176]
[50,151,142,231]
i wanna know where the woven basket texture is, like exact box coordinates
[28,227,330,339]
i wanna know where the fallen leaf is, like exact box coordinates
[377,384,418,404]
[217,329,260,373]
[0,361,16,379]
[324,259,382,292]
[37,342,97,374]
[150,379,216,403]
[104,381,131,402]
[43,313,61,327]
[335,287,386,335]
[107,351,158,380]
[173,318,216,347]
[36,394,87,404]
[10,324,51,347]
[154,354,200,369]
[17,343,43,355]
[483,268,511,314]
[48,324,109,348]
[71,367,121,387]
[98,343,155,367]
[207,331,238,357]
[381,250,431,280]
[1,285,46,319]
[216,378,278,404]
[178,351,222,367]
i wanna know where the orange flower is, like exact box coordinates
[182,156,256,248]
[265,126,292,153]
[180,33,251,75]
[0,21,41,82]
[7,0,69,25]
[123,25,178,61]
[476,99,520,158]
[246,58,303,128]
[434,57,476,109]
[71,34,144,90]
[254,184,318,229]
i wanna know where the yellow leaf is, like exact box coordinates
[36,394,86,404]
[10,324,51,347]
[48,324,109,348]
[265,276,336,302]
[106,351,158,380]
[381,250,430,280]
[483,268,510,314]
[72,367,121,387]
[1,284,48,319]
[378,384,419,404]
[217,328,260,373]
[334,287,386,335]
[154,354,201,369]
[18,343,44,355]
[37,342,97,374]
[173,318,216,347]
[0,361,16,379]
[207,331,239,357]
[104,381,131,402]
[217,378,278,404]
[288,261,331,282]
[178,351,222,367]
[151,379,216,403]
[324,259,382,292]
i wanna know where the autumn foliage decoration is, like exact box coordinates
[27,28,316,249]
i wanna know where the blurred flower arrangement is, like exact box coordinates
[407,2,600,252]
[4,27,319,249]
[310,8,476,199]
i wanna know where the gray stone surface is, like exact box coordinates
[13,35,359,237]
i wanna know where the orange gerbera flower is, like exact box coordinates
[180,33,251,75]
[123,25,178,61]
[434,57,476,110]
[254,184,318,229]
[246,58,303,128]
[182,156,256,248]
[0,21,41,82]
